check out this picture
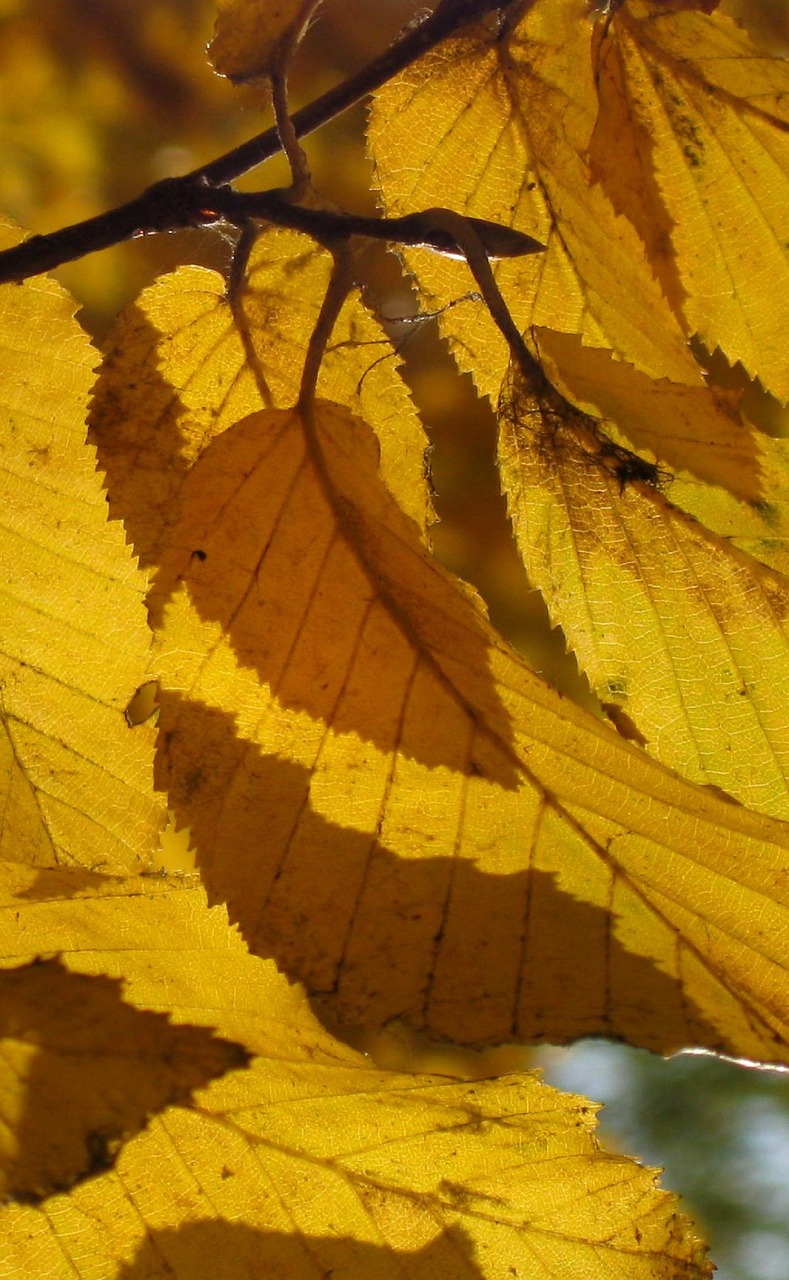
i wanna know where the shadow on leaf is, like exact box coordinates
[117,1219,483,1280]
[90,303,200,570]
[94,312,519,779]
[536,329,763,500]
[151,404,519,778]
[0,959,248,1204]
[157,692,726,1056]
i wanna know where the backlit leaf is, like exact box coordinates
[368,0,706,395]
[90,228,429,580]
[0,956,247,1203]
[498,365,789,819]
[589,0,789,401]
[533,328,766,503]
[7,0,787,1269]
[210,0,323,82]
[0,862,711,1280]
[668,435,789,579]
[503,325,789,606]
[0,220,165,871]
[146,397,789,1063]
[369,0,789,402]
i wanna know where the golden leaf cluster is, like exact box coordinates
[2,0,788,1274]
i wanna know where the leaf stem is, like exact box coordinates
[298,247,357,411]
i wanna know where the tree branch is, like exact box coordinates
[0,0,515,285]
[205,188,545,259]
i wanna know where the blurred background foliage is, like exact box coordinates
[1,2,788,1277]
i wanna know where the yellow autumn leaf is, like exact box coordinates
[533,328,766,504]
[0,219,165,871]
[0,861,711,1280]
[492,320,789,625]
[369,0,789,400]
[210,0,323,82]
[89,228,429,576]
[668,434,789,579]
[138,391,789,1063]
[368,0,706,395]
[498,364,789,819]
[1,0,787,1264]
[589,0,789,402]
[0,956,247,1203]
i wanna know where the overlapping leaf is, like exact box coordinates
[121,353,789,1062]
[589,0,789,401]
[533,329,766,503]
[90,227,429,581]
[0,956,247,1203]
[369,0,789,399]
[498,358,789,818]
[6,0,787,1271]
[0,863,710,1280]
[369,0,789,821]
[0,220,165,871]
[534,338,787,581]
[368,0,706,394]
[668,435,789,580]
[86,216,784,1067]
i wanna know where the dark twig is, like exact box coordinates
[0,184,543,287]
[0,177,225,285]
[205,187,545,259]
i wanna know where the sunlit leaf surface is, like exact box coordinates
[534,329,767,504]
[0,956,247,1203]
[498,363,789,819]
[137,390,789,1063]
[668,434,789,580]
[1,0,788,1269]
[369,0,789,399]
[589,0,789,401]
[0,220,165,870]
[90,229,429,578]
[369,0,789,828]
[0,862,711,1280]
[369,0,706,395]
